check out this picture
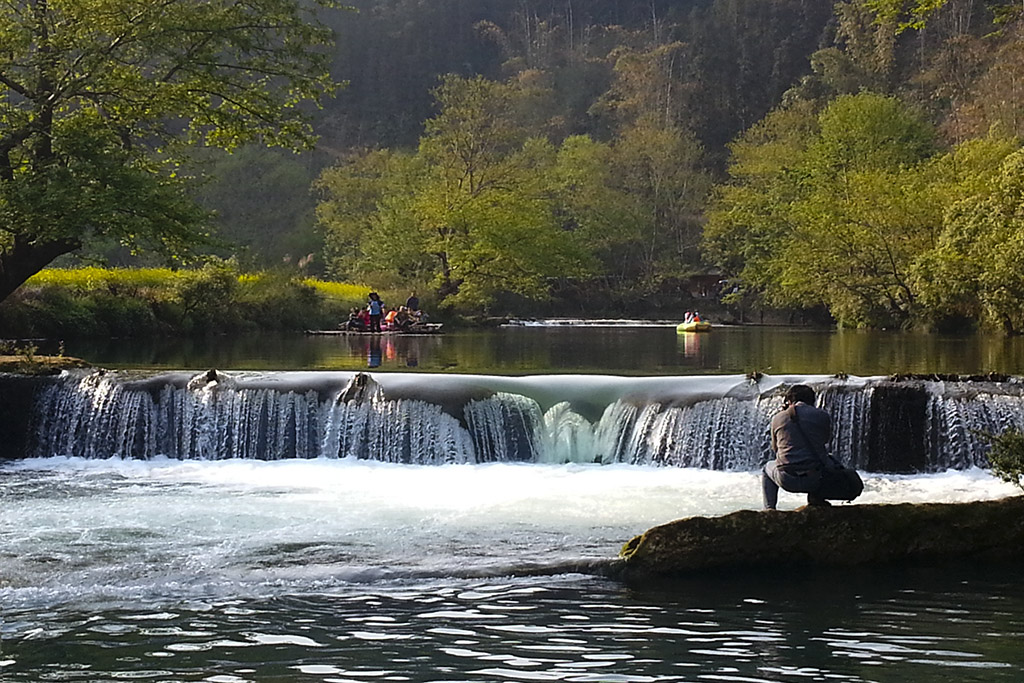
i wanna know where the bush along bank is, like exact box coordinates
[0,264,377,339]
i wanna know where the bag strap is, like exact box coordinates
[787,403,841,469]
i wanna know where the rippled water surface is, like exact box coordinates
[6,567,1024,683]
[2,459,1021,682]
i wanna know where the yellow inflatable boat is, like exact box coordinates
[676,320,712,333]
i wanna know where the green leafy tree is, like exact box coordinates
[864,0,951,31]
[317,74,596,310]
[0,0,340,303]
[414,75,592,307]
[782,165,941,326]
[595,42,697,133]
[551,134,642,282]
[980,427,1024,491]
[809,92,937,173]
[192,147,323,270]
[590,39,712,285]
[704,93,942,327]
[610,121,711,284]
[315,148,429,285]
[916,146,1024,333]
[703,99,820,306]
[786,1,899,101]
[861,0,1020,31]
[777,94,939,326]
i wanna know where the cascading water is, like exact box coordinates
[24,369,1024,471]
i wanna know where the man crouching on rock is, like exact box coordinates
[763,384,863,510]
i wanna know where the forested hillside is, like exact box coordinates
[202,0,832,273]
[193,0,1024,327]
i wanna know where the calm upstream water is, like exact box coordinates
[5,322,1024,682]
[55,321,1024,375]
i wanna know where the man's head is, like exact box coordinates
[784,384,816,407]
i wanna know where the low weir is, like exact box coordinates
[11,370,1024,472]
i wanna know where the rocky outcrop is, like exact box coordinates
[0,354,90,375]
[619,497,1024,581]
[0,374,59,460]
[0,358,91,459]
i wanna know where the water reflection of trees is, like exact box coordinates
[62,328,1024,375]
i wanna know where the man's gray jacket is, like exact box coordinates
[769,401,832,471]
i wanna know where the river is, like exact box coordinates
[2,458,1020,682]
[55,321,1024,375]
[3,323,1023,682]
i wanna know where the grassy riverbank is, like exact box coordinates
[1,267,742,341]
[0,266,405,339]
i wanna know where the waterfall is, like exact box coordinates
[25,370,1024,472]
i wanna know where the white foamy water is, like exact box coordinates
[1,457,1016,615]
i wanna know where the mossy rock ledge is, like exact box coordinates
[0,354,91,375]
[619,497,1024,581]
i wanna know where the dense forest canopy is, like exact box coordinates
[5,0,1024,329]
[313,0,1024,327]
[198,0,837,278]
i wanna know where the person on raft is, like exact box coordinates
[367,292,384,332]
[762,384,863,509]
[405,291,420,313]
[345,308,367,331]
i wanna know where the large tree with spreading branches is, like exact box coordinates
[0,0,341,303]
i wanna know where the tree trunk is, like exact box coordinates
[0,235,82,304]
